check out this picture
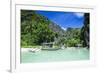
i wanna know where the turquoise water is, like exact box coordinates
[21,48,89,63]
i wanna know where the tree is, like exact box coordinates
[65,28,81,47]
[21,10,58,47]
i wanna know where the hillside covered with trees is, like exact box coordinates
[21,10,64,47]
[21,10,90,49]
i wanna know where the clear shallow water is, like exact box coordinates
[21,48,89,63]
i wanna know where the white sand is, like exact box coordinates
[21,48,33,52]
[21,48,41,52]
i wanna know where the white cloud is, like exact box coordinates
[74,13,84,18]
[61,27,66,31]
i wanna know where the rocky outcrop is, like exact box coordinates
[81,13,90,48]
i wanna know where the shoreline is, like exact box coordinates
[21,47,88,52]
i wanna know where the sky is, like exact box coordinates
[36,10,84,30]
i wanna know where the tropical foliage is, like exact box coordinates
[21,10,58,47]
[21,10,89,48]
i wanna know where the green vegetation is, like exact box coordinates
[21,10,89,49]
[65,28,81,47]
[21,10,58,47]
